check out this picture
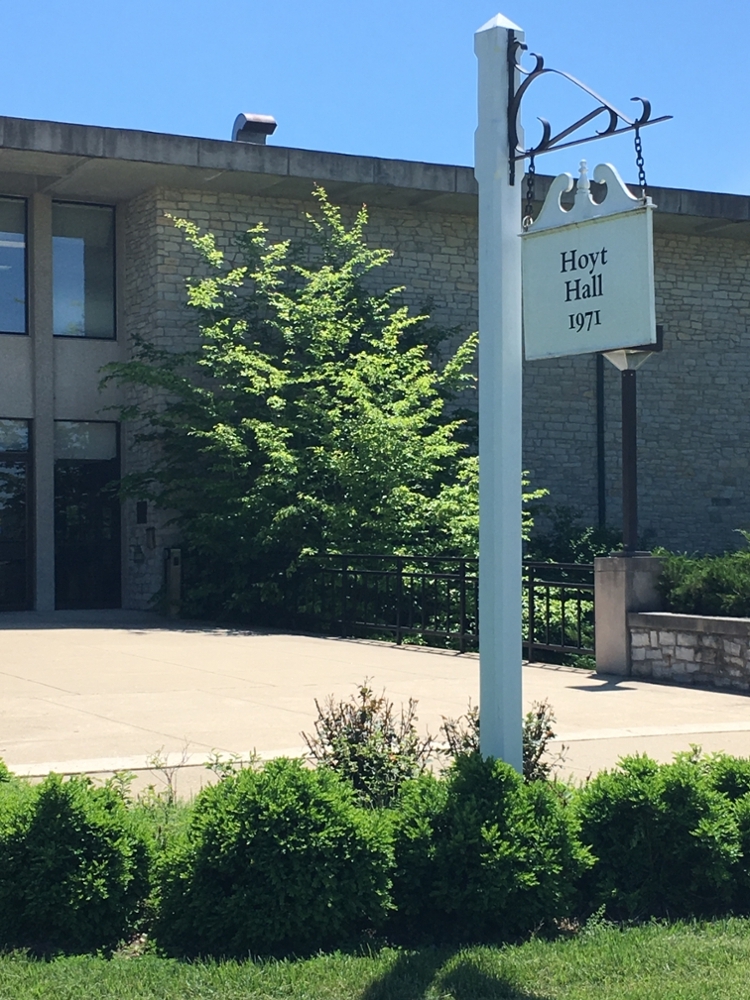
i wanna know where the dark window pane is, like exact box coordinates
[55,420,117,460]
[53,203,115,338]
[0,418,29,453]
[0,198,26,335]
[0,460,30,609]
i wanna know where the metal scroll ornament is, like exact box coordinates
[507,36,671,184]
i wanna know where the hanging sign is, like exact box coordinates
[522,161,656,361]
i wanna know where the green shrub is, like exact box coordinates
[0,774,151,954]
[527,505,621,564]
[153,757,392,958]
[439,700,567,782]
[0,770,36,832]
[702,753,750,909]
[733,794,750,907]
[576,754,743,920]
[706,753,750,802]
[389,755,591,944]
[657,543,750,617]
[302,682,434,808]
[387,772,448,941]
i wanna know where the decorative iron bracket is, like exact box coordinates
[507,35,671,184]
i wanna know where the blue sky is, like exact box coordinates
[5,1,747,195]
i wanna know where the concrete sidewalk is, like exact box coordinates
[1,609,749,793]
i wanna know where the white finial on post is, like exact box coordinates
[474,13,524,771]
[577,159,590,196]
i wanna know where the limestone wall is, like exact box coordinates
[118,184,750,606]
[629,611,750,691]
[120,189,181,609]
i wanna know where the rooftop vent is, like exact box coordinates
[232,113,277,145]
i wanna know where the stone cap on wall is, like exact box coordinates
[629,611,750,638]
[0,115,748,236]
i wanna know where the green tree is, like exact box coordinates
[107,189,539,616]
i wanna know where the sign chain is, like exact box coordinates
[523,156,536,229]
[634,128,647,198]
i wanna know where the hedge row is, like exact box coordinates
[2,751,750,957]
[657,539,750,617]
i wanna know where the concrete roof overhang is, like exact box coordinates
[0,115,748,240]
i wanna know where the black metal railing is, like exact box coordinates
[291,554,594,660]
[294,554,479,652]
[524,560,594,661]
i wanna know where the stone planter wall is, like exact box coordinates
[628,611,750,691]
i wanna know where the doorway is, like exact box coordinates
[54,421,121,610]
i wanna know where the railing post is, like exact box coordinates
[396,555,403,645]
[341,557,349,637]
[526,563,535,664]
[459,558,467,654]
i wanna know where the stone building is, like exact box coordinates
[0,113,747,612]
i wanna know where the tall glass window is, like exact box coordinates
[53,203,115,338]
[0,199,27,335]
[0,418,31,610]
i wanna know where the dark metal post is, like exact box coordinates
[596,353,606,528]
[341,558,349,637]
[396,556,403,645]
[459,559,467,654]
[621,369,638,554]
[527,563,535,664]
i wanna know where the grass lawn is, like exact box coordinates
[2,918,750,1000]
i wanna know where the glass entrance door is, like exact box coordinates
[54,421,121,610]
[0,420,31,611]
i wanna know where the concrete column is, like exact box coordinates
[595,555,662,675]
[29,194,55,611]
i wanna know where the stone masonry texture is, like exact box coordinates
[629,612,750,691]
[120,185,750,607]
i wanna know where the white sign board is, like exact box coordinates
[522,163,656,361]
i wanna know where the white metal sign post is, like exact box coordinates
[474,14,669,770]
[475,14,524,769]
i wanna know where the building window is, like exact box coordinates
[0,417,29,452]
[54,420,117,460]
[52,203,115,339]
[0,198,27,335]
[0,418,31,611]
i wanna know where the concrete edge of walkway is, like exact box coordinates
[9,720,750,780]
[6,747,309,779]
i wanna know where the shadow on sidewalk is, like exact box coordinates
[0,610,482,658]
[566,677,638,692]
[0,608,263,635]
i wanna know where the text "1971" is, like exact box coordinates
[568,310,601,332]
